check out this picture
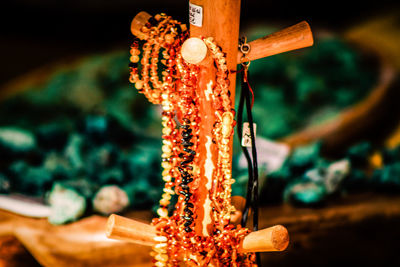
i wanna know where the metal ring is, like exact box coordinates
[240,57,251,67]
[240,43,251,54]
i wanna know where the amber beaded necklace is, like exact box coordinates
[129,13,256,267]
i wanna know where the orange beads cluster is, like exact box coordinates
[129,13,256,267]
[129,13,188,105]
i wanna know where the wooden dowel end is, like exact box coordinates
[106,215,289,253]
[240,225,289,252]
[130,11,152,40]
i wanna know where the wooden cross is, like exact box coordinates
[106,0,313,256]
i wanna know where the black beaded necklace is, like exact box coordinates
[179,118,195,232]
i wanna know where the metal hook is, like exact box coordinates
[239,36,251,67]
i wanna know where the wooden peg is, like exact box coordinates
[237,21,314,62]
[106,214,289,253]
[105,214,156,246]
[130,11,152,40]
[239,225,289,252]
[181,21,312,66]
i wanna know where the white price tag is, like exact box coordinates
[241,122,256,147]
[189,2,203,27]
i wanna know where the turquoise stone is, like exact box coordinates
[372,163,400,192]
[342,168,368,192]
[382,146,400,165]
[47,183,86,225]
[36,123,69,151]
[0,173,10,193]
[64,134,84,171]
[0,127,36,155]
[9,161,52,196]
[346,141,372,167]
[283,180,327,206]
[289,142,321,172]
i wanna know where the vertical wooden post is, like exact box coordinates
[188,0,241,236]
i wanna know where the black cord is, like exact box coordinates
[244,70,259,232]
[244,69,261,265]
[237,69,253,227]
[237,67,261,266]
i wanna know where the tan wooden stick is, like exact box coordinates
[106,214,289,252]
[106,214,156,246]
[188,0,242,237]
[237,21,314,62]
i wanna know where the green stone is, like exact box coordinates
[283,180,326,206]
[342,168,368,192]
[0,173,10,193]
[0,127,36,155]
[47,183,86,225]
[372,163,400,192]
[382,146,400,165]
[289,142,321,172]
[346,141,372,167]
[9,161,53,196]
[64,134,84,171]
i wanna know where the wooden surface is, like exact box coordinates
[259,193,400,266]
[1,193,400,266]
[188,0,241,235]
[237,21,313,63]
[0,211,154,267]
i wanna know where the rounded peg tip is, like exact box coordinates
[105,214,116,238]
[239,225,289,252]
[181,37,208,64]
[130,11,152,39]
[270,225,289,251]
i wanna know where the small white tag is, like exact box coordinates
[241,122,256,147]
[189,2,203,27]
[239,137,291,174]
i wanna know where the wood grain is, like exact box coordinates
[2,194,400,266]
[238,21,313,63]
[0,211,152,267]
[182,21,313,65]
[188,0,242,236]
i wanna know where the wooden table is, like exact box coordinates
[1,193,400,266]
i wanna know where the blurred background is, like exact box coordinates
[0,0,399,84]
[0,0,400,266]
